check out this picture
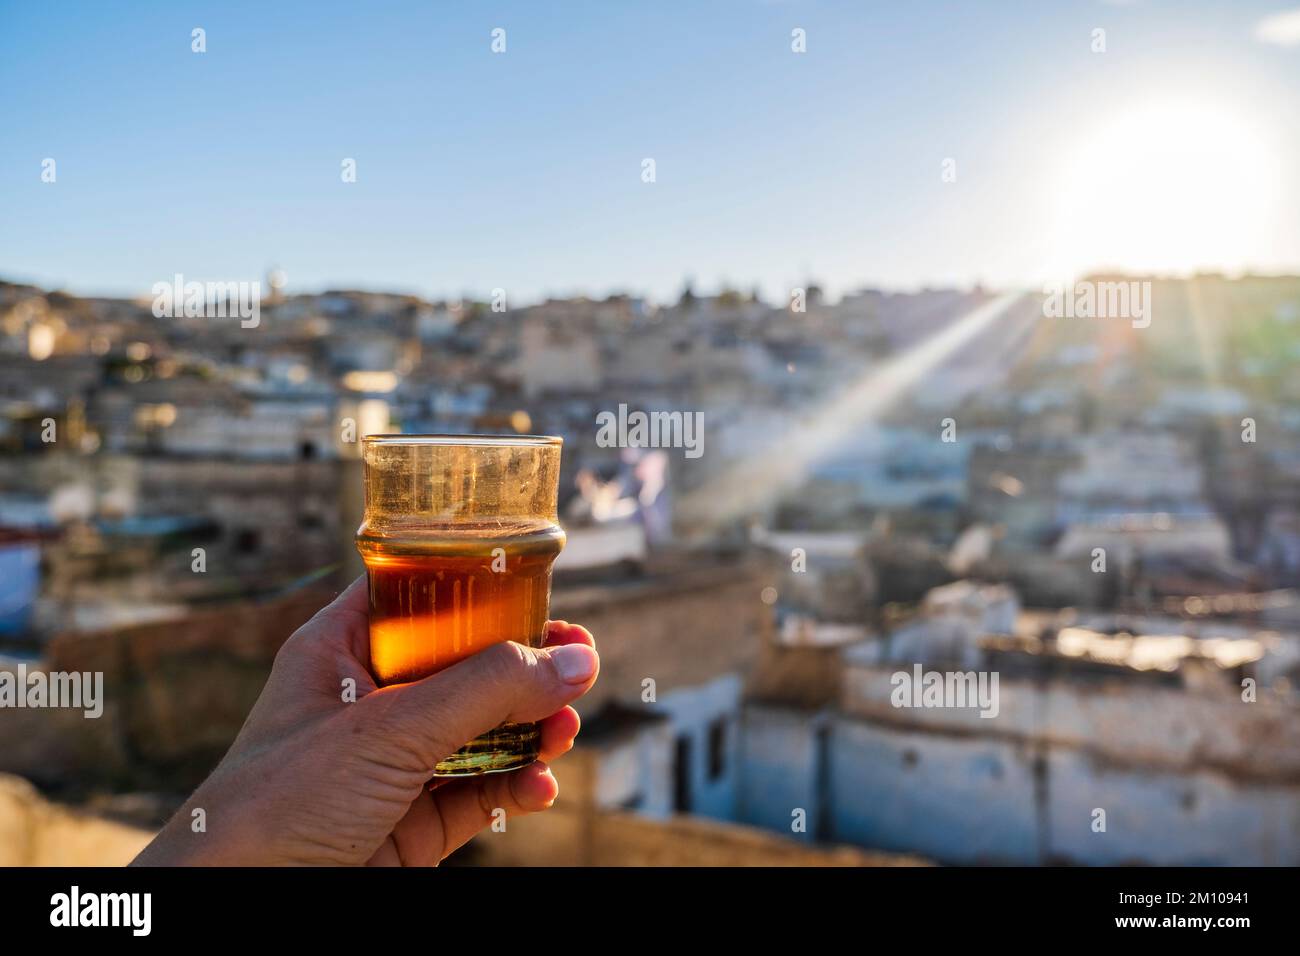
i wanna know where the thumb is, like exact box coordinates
[358,641,599,772]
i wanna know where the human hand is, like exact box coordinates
[132,576,598,866]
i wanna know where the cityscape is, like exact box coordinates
[3,270,1299,865]
[1,1,1299,876]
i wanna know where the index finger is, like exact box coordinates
[283,574,370,663]
[543,620,594,649]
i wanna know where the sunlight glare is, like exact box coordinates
[1045,98,1279,279]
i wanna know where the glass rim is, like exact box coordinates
[360,433,562,447]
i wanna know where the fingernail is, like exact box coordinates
[550,644,598,684]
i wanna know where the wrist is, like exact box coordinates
[132,783,266,866]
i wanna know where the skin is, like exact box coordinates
[132,576,599,866]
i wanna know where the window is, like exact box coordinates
[672,735,692,813]
[814,724,832,841]
[707,717,727,781]
[234,529,261,554]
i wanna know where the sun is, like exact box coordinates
[1044,98,1280,279]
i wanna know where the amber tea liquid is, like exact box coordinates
[360,520,564,775]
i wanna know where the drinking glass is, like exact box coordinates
[356,434,565,775]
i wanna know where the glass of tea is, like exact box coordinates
[356,434,566,775]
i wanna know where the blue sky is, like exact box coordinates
[2,0,1298,304]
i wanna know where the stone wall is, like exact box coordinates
[737,704,830,838]
[0,774,152,866]
[826,717,1300,865]
[465,731,923,867]
[794,658,1300,864]
[0,585,331,791]
[551,559,771,718]
[842,660,1300,781]
[467,801,921,867]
